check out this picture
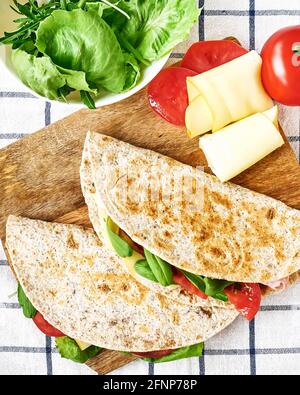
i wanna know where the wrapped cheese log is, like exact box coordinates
[199,106,284,182]
[186,51,273,137]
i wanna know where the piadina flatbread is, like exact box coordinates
[6,215,239,351]
[80,139,232,309]
[84,131,300,284]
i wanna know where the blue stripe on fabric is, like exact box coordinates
[288,136,300,142]
[260,305,300,311]
[0,346,298,355]
[148,363,154,375]
[170,53,184,59]
[44,100,52,376]
[199,0,205,41]
[197,0,205,375]
[0,133,26,139]
[249,319,256,375]
[45,102,51,126]
[249,0,256,50]
[199,349,205,375]
[0,260,9,266]
[205,348,300,355]
[0,346,57,353]
[46,336,53,375]
[0,303,20,309]
[0,91,36,98]
[204,10,300,16]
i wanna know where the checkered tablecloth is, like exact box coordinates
[0,0,299,375]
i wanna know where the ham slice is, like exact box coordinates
[263,277,290,291]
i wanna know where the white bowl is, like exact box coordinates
[0,1,170,108]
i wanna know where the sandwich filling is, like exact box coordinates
[101,211,293,321]
[101,208,263,321]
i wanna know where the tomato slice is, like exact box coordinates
[147,67,197,126]
[172,268,208,299]
[132,349,173,358]
[32,312,65,337]
[181,40,248,74]
[224,283,261,321]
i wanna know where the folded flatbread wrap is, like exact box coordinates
[6,215,239,351]
[84,131,300,284]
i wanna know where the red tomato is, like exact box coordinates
[181,40,248,74]
[172,268,208,300]
[132,349,173,358]
[33,312,65,337]
[224,283,261,321]
[147,67,197,126]
[261,25,300,106]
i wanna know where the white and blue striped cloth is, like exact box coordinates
[0,0,299,375]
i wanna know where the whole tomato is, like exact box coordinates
[261,25,300,106]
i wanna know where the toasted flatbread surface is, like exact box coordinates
[85,131,300,283]
[6,216,238,351]
[80,140,232,309]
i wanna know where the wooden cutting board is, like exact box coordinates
[0,75,300,375]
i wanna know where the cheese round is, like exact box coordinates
[186,51,273,137]
[199,109,284,182]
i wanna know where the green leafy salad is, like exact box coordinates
[0,0,199,108]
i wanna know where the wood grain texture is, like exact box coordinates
[86,350,136,375]
[0,89,300,239]
[0,61,299,374]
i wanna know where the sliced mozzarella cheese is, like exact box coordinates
[185,51,273,137]
[262,105,279,127]
[186,95,213,137]
[98,207,144,278]
[186,78,200,103]
[199,107,284,182]
[123,250,145,277]
[75,339,91,351]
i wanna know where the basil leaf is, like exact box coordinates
[55,336,101,363]
[134,259,158,283]
[144,249,173,286]
[106,217,133,257]
[141,343,204,363]
[180,270,235,301]
[214,292,229,302]
[203,278,234,300]
[17,284,37,318]
[181,270,206,293]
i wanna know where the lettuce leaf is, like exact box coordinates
[36,9,127,93]
[123,52,141,91]
[140,343,204,363]
[55,336,101,363]
[17,284,37,319]
[11,47,96,101]
[118,0,200,62]
[11,48,67,100]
